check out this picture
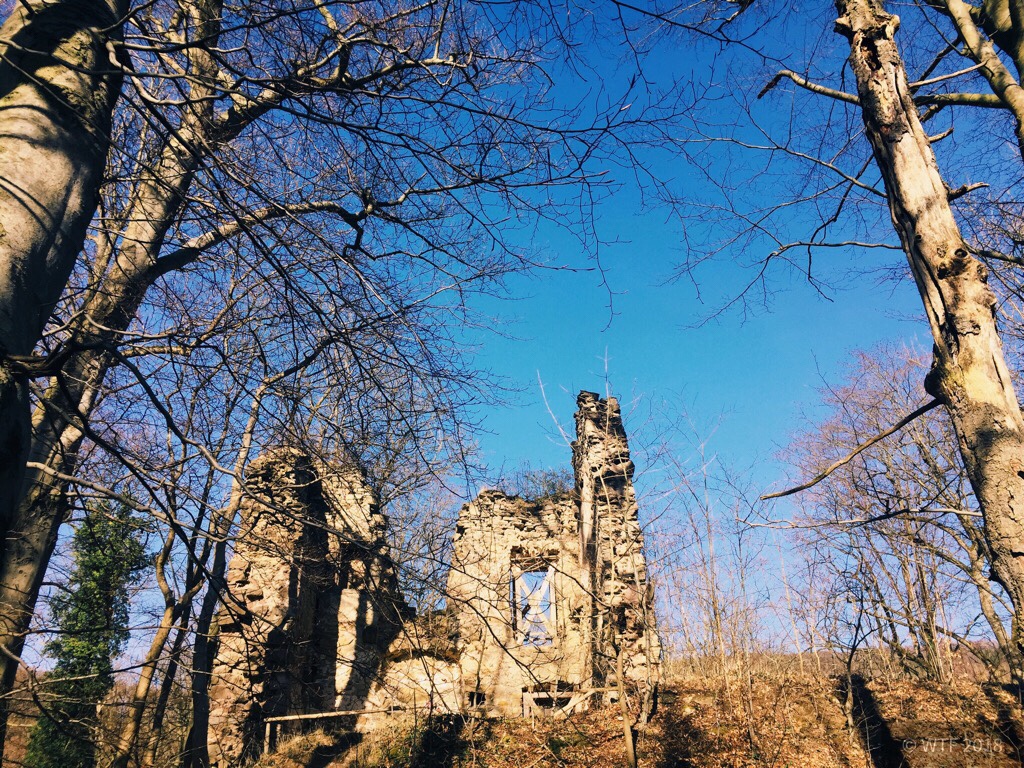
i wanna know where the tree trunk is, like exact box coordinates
[0,356,108,757]
[181,583,222,768]
[108,524,200,768]
[0,7,223,750]
[0,111,212,721]
[181,510,237,768]
[616,643,637,768]
[837,0,1024,655]
[0,2,124,756]
[0,0,122,566]
[141,620,190,768]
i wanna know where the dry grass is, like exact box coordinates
[649,670,1024,768]
[652,673,868,768]
[255,669,1024,768]
[10,665,1020,768]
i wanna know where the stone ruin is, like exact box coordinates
[206,452,409,766]
[207,392,661,765]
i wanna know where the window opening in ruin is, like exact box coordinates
[512,565,556,646]
[533,693,572,709]
[468,691,487,707]
[523,686,576,718]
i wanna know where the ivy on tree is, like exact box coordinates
[24,503,148,768]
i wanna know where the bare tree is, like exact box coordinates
[827,0,1024,663]
[16,280,481,767]
[788,346,1020,681]
[0,0,675,755]
[613,0,1024,660]
[0,3,687,762]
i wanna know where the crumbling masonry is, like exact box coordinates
[207,392,660,764]
[206,453,408,766]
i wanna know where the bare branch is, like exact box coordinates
[909,63,984,88]
[750,506,980,530]
[914,91,1005,107]
[761,399,942,500]
[939,0,1024,154]
[149,200,364,279]
[948,181,989,200]
[758,69,860,104]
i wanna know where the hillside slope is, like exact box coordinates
[258,673,1024,768]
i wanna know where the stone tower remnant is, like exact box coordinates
[448,391,660,716]
[206,392,660,764]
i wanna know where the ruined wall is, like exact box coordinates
[447,491,593,714]
[363,611,462,715]
[207,391,660,763]
[573,392,661,699]
[207,451,407,766]
[320,468,408,710]
[448,391,660,716]
[207,450,333,766]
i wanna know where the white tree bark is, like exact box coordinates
[837,0,1024,654]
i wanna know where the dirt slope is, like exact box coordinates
[257,673,1024,768]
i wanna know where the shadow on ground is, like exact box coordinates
[983,683,1024,763]
[652,688,698,768]
[303,732,362,768]
[409,715,471,768]
[290,715,472,768]
[837,674,908,768]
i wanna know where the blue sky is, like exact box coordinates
[466,202,930,500]
[454,1,980,506]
